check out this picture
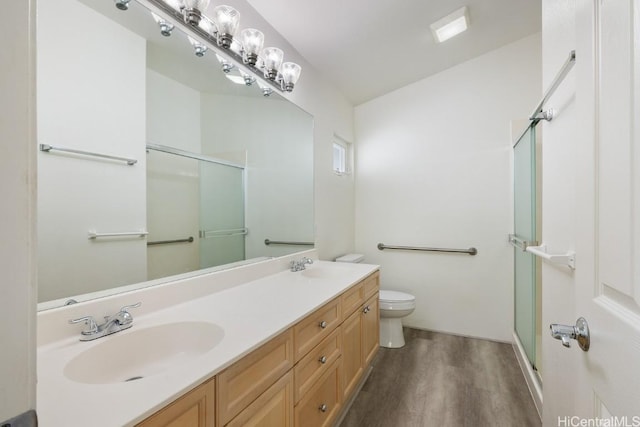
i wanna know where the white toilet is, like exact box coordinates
[335,254,416,349]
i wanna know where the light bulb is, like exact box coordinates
[188,36,208,57]
[183,0,210,26]
[280,62,301,92]
[198,16,216,35]
[212,5,240,49]
[261,47,283,80]
[240,29,264,66]
[151,13,174,36]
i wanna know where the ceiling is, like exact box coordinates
[246,0,541,105]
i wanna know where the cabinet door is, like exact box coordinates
[294,358,341,427]
[226,371,293,427]
[340,310,363,400]
[136,377,215,427]
[362,293,379,367]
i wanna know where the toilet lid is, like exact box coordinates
[379,290,415,302]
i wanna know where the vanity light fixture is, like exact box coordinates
[240,70,256,86]
[188,36,208,57]
[240,29,264,66]
[261,47,284,81]
[257,81,273,97]
[212,5,240,49]
[225,74,247,85]
[430,6,469,43]
[183,0,210,26]
[152,13,174,36]
[114,0,131,10]
[279,62,302,92]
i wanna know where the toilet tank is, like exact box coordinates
[335,253,365,263]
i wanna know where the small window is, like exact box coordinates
[333,136,351,175]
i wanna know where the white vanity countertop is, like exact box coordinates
[37,260,379,427]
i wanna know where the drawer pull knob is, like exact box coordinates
[363,306,370,314]
[319,355,327,364]
[319,320,327,329]
[319,404,328,412]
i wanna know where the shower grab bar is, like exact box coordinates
[264,239,314,246]
[88,230,148,239]
[377,243,477,256]
[40,144,137,165]
[147,236,194,246]
[529,50,576,124]
[199,228,248,238]
[508,234,539,251]
[526,244,576,269]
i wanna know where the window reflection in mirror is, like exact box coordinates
[36,0,314,309]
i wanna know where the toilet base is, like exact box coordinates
[379,317,406,348]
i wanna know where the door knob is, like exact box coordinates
[549,317,590,351]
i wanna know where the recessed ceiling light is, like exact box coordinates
[430,6,469,43]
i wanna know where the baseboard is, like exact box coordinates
[333,365,374,427]
[512,331,542,419]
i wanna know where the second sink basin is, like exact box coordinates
[64,321,224,384]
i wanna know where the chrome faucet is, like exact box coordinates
[69,302,141,341]
[290,257,314,272]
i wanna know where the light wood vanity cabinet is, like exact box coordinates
[137,270,379,427]
[136,377,215,427]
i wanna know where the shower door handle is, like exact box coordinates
[549,317,590,351]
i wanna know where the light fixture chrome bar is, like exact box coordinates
[200,228,248,238]
[147,236,194,246]
[377,243,477,256]
[146,143,245,169]
[529,50,576,124]
[264,239,314,246]
[138,0,285,93]
[40,144,137,165]
[88,230,148,239]
[508,234,538,251]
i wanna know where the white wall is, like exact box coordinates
[146,69,201,279]
[37,0,147,301]
[0,0,36,422]
[540,0,579,423]
[354,34,541,342]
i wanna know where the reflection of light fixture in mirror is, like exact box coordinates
[188,36,208,57]
[114,0,131,10]
[430,6,469,43]
[257,82,273,97]
[152,13,174,36]
[240,29,264,66]
[215,54,234,73]
[279,62,302,92]
[183,0,210,26]
[225,74,246,85]
[212,5,240,49]
[240,70,256,86]
[261,47,283,81]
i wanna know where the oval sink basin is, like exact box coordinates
[301,265,350,279]
[64,321,224,384]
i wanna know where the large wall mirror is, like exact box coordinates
[37,0,314,309]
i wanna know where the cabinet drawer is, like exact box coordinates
[294,298,341,361]
[340,281,364,317]
[217,329,294,426]
[294,358,341,427]
[136,377,215,427]
[226,371,293,427]
[294,328,341,403]
[363,271,380,300]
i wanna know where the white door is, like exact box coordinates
[569,0,640,421]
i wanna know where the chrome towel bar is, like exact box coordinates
[40,144,137,165]
[529,50,576,124]
[88,231,148,239]
[377,243,477,256]
[199,228,248,238]
[264,239,314,246]
[147,236,194,246]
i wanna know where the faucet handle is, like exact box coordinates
[69,316,99,335]
[120,302,142,313]
[302,257,314,265]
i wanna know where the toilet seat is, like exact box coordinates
[379,290,415,310]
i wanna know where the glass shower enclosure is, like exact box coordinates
[512,124,541,377]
